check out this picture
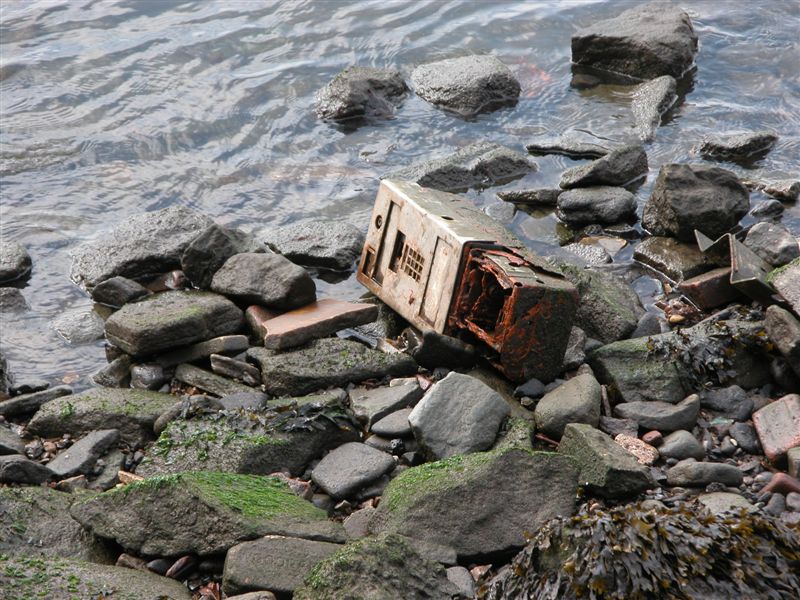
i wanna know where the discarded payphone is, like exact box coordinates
[357,179,578,382]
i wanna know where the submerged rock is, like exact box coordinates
[315,66,408,122]
[556,186,637,226]
[631,75,677,141]
[633,236,714,281]
[571,3,698,80]
[385,142,535,192]
[293,533,459,600]
[642,164,749,242]
[411,55,520,117]
[696,130,778,161]
[370,448,577,561]
[261,221,365,272]
[0,240,32,283]
[104,290,243,356]
[560,145,648,190]
[90,276,150,308]
[70,206,213,288]
[0,287,29,312]
[53,306,106,344]
[70,472,343,556]
[181,224,265,290]
[525,135,610,159]
[247,338,417,396]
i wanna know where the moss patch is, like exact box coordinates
[766,256,800,284]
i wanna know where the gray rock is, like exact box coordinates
[0,351,9,397]
[557,186,637,226]
[181,224,265,289]
[211,252,315,310]
[666,458,743,487]
[0,486,114,561]
[571,3,698,80]
[558,423,654,498]
[211,354,262,387]
[697,131,778,161]
[406,330,477,370]
[174,363,255,397]
[744,222,799,267]
[514,378,545,400]
[563,242,611,266]
[497,188,562,206]
[411,55,520,117]
[0,287,29,312]
[697,491,755,514]
[408,372,510,459]
[769,258,800,315]
[223,535,342,597]
[261,221,364,272]
[632,75,677,141]
[659,430,705,460]
[0,240,32,283]
[90,448,126,491]
[750,199,784,221]
[315,66,407,121]
[351,383,424,428]
[385,142,535,193]
[247,338,417,397]
[701,386,753,422]
[293,534,459,600]
[156,334,249,368]
[0,454,52,484]
[766,492,786,516]
[633,236,714,281]
[0,555,191,599]
[140,407,358,478]
[71,472,343,556]
[343,506,376,540]
[70,206,213,288]
[599,416,639,439]
[105,290,243,356]
[526,135,610,159]
[642,164,749,242]
[762,179,800,202]
[534,373,601,439]
[729,422,762,455]
[558,263,645,343]
[312,443,395,499]
[370,448,577,561]
[765,305,800,378]
[447,566,476,599]
[27,388,176,444]
[152,395,224,435]
[0,385,72,418]
[561,327,587,371]
[8,379,49,396]
[130,363,170,390]
[614,394,700,432]
[53,306,106,344]
[0,426,24,455]
[371,408,413,438]
[91,355,133,388]
[631,312,663,339]
[226,593,277,600]
[47,429,119,479]
[90,276,150,308]
[788,491,800,512]
[560,145,648,189]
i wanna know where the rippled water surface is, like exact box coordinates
[1,0,799,384]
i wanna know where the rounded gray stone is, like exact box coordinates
[315,66,408,121]
[659,430,705,460]
[534,372,601,439]
[744,222,800,268]
[614,394,700,432]
[0,241,32,283]
[557,186,637,226]
[311,442,395,499]
[371,408,413,438]
[666,458,743,487]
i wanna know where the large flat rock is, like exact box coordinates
[104,290,243,356]
[70,206,213,288]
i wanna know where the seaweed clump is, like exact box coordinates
[480,501,800,600]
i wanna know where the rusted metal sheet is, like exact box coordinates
[357,179,578,382]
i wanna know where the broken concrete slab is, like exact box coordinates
[262,299,377,350]
[752,394,800,462]
[104,290,243,357]
[558,423,654,498]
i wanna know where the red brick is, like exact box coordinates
[263,299,378,350]
[752,394,800,462]
[678,267,741,310]
[762,472,800,496]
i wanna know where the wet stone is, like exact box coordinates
[385,141,535,193]
[633,236,714,282]
[560,145,648,190]
[371,408,413,438]
[497,188,562,206]
[261,221,365,272]
[599,416,639,439]
[563,242,611,266]
[701,386,753,422]
[750,199,784,221]
[91,355,133,388]
[180,223,265,290]
[752,394,800,462]
[315,66,407,122]
[130,363,169,390]
[729,422,762,455]
[211,252,316,311]
[659,430,705,460]
[696,130,778,161]
[53,306,106,344]
[210,354,262,388]
[0,454,52,484]
[630,312,663,339]
[90,276,150,308]
[514,378,545,400]
[0,240,32,283]
[311,442,395,499]
[411,55,520,117]
[557,186,637,226]
[631,75,677,141]
[0,426,24,455]
[156,334,249,368]
[614,395,700,432]
[47,429,119,479]
[0,384,72,417]
[526,134,610,159]
[762,179,799,202]
[0,287,29,312]
[534,372,601,440]
[744,222,799,267]
[174,363,255,397]
[666,459,743,487]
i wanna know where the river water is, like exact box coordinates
[1,0,798,385]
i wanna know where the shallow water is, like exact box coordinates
[1,0,798,385]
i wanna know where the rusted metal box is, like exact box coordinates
[357,179,578,382]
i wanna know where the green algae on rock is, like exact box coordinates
[70,471,344,556]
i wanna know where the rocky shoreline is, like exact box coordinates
[1,3,800,600]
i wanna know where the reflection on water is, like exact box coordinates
[1,0,798,384]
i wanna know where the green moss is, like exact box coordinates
[766,256,800,284]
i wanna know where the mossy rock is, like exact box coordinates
[70,471,344,556]
[138,407,358,477]
[370,447,578,561]
[293,533,460,600]
[27,388,177,444]
[0,486,114,563]
[480,501,800,600]
[0,554,192,600]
